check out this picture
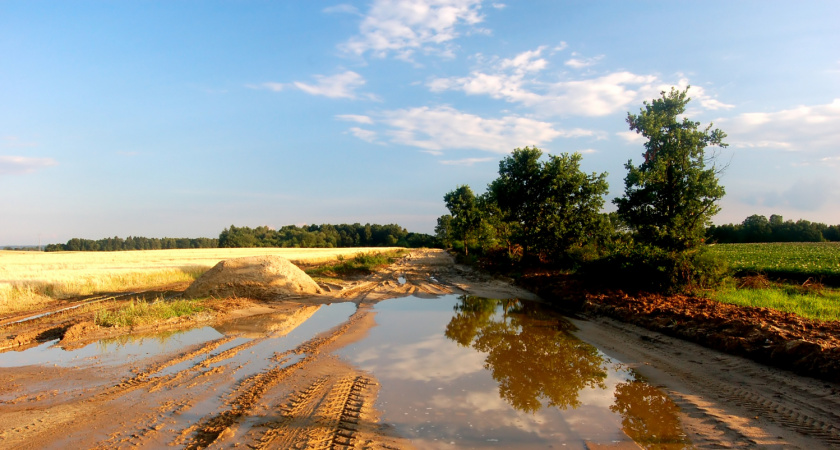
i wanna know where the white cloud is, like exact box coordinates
[499,46,548,74]
[378,106,564,153]
[293,71,378,100]
[491,2,506,9]
[323,4,360,15]
[339,0,485,61]
[0,155,58,175]
[577,148,598,154]
[339,106,600,153]
[428,49,732,118]
[248,82,285,92]
[336,114,374,124]
[429,47,662,116]
[718,99,840,155]
[251,72,378,100]
[564,52,603,69]
[348,127,378,143]
[665,77,734,111]
[554,41,568,52]
[351,335,486,382]
[542,72,658,116]
[439,157,495,165]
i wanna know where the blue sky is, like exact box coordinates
[2,1,839,244]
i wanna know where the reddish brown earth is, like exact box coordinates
[519,272,840,383]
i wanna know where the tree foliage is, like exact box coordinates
[488,147,609,261]
[443,185,482,255]
[614,87,727,252]
[437,147,610,264]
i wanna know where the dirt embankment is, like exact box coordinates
[519,272,840,383]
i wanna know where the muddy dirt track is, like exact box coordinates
[1,249,839,449]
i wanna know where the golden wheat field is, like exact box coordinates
[0,248,399,315]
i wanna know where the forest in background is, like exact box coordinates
[707,215,840,243]
[40,223,438,252]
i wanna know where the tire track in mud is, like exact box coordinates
[576,317,840,449]
[255,375,375,450]
[256,376,331,449]
[179,308,373,449]
[101,335,241,396]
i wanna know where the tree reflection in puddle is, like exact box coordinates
[445,296,607,413]
[341,294,690,449]
[611,381,690,449]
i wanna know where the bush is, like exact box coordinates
[584,242,729,292]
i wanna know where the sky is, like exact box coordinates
[2,1,839,245]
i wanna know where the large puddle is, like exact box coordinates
[1,295,688,448]
[339,295,689,449]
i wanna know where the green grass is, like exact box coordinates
[94,297,207,328]
[306,250,407,278]
[699,243,840,321]
[709,284,840,322]
[708,242,840,282]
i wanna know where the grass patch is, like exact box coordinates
[708,282,840,322]
[306,250,407,278]
[94,297,207,328]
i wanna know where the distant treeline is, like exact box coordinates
[44,236,219,252]
[43,223,439,251]
[707,214,840,243]
[219,223,439,248]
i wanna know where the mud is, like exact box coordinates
[519,272,840,382]
[0,249,838,449]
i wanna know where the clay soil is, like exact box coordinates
[1,249,839,449]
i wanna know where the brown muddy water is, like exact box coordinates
[0,296,688,449]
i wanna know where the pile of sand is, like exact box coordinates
[184,255,322,300]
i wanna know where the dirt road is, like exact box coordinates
[1,249,838,449]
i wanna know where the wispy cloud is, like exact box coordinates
[719,99,840,155]
[380,106,564,153]
[439,157,495,165]
[323,4,360,15]
[294,71,378,100]
[336,114,374,124]
[1,136,38,148]
[0,155,58,175]
[252,71,378,100]
[339,0,486,61]
[339,105,587,154]
[564,52,603,69]
[347,127,378,143]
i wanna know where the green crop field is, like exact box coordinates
[708,242,840,280]
[706,243,840,321]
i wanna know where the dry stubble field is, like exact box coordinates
[0,248,401,315]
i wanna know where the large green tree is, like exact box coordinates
[488,147,609,261]
[614,87,727,252]
[443,185,482,255]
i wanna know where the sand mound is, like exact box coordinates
[184,255,322,300]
